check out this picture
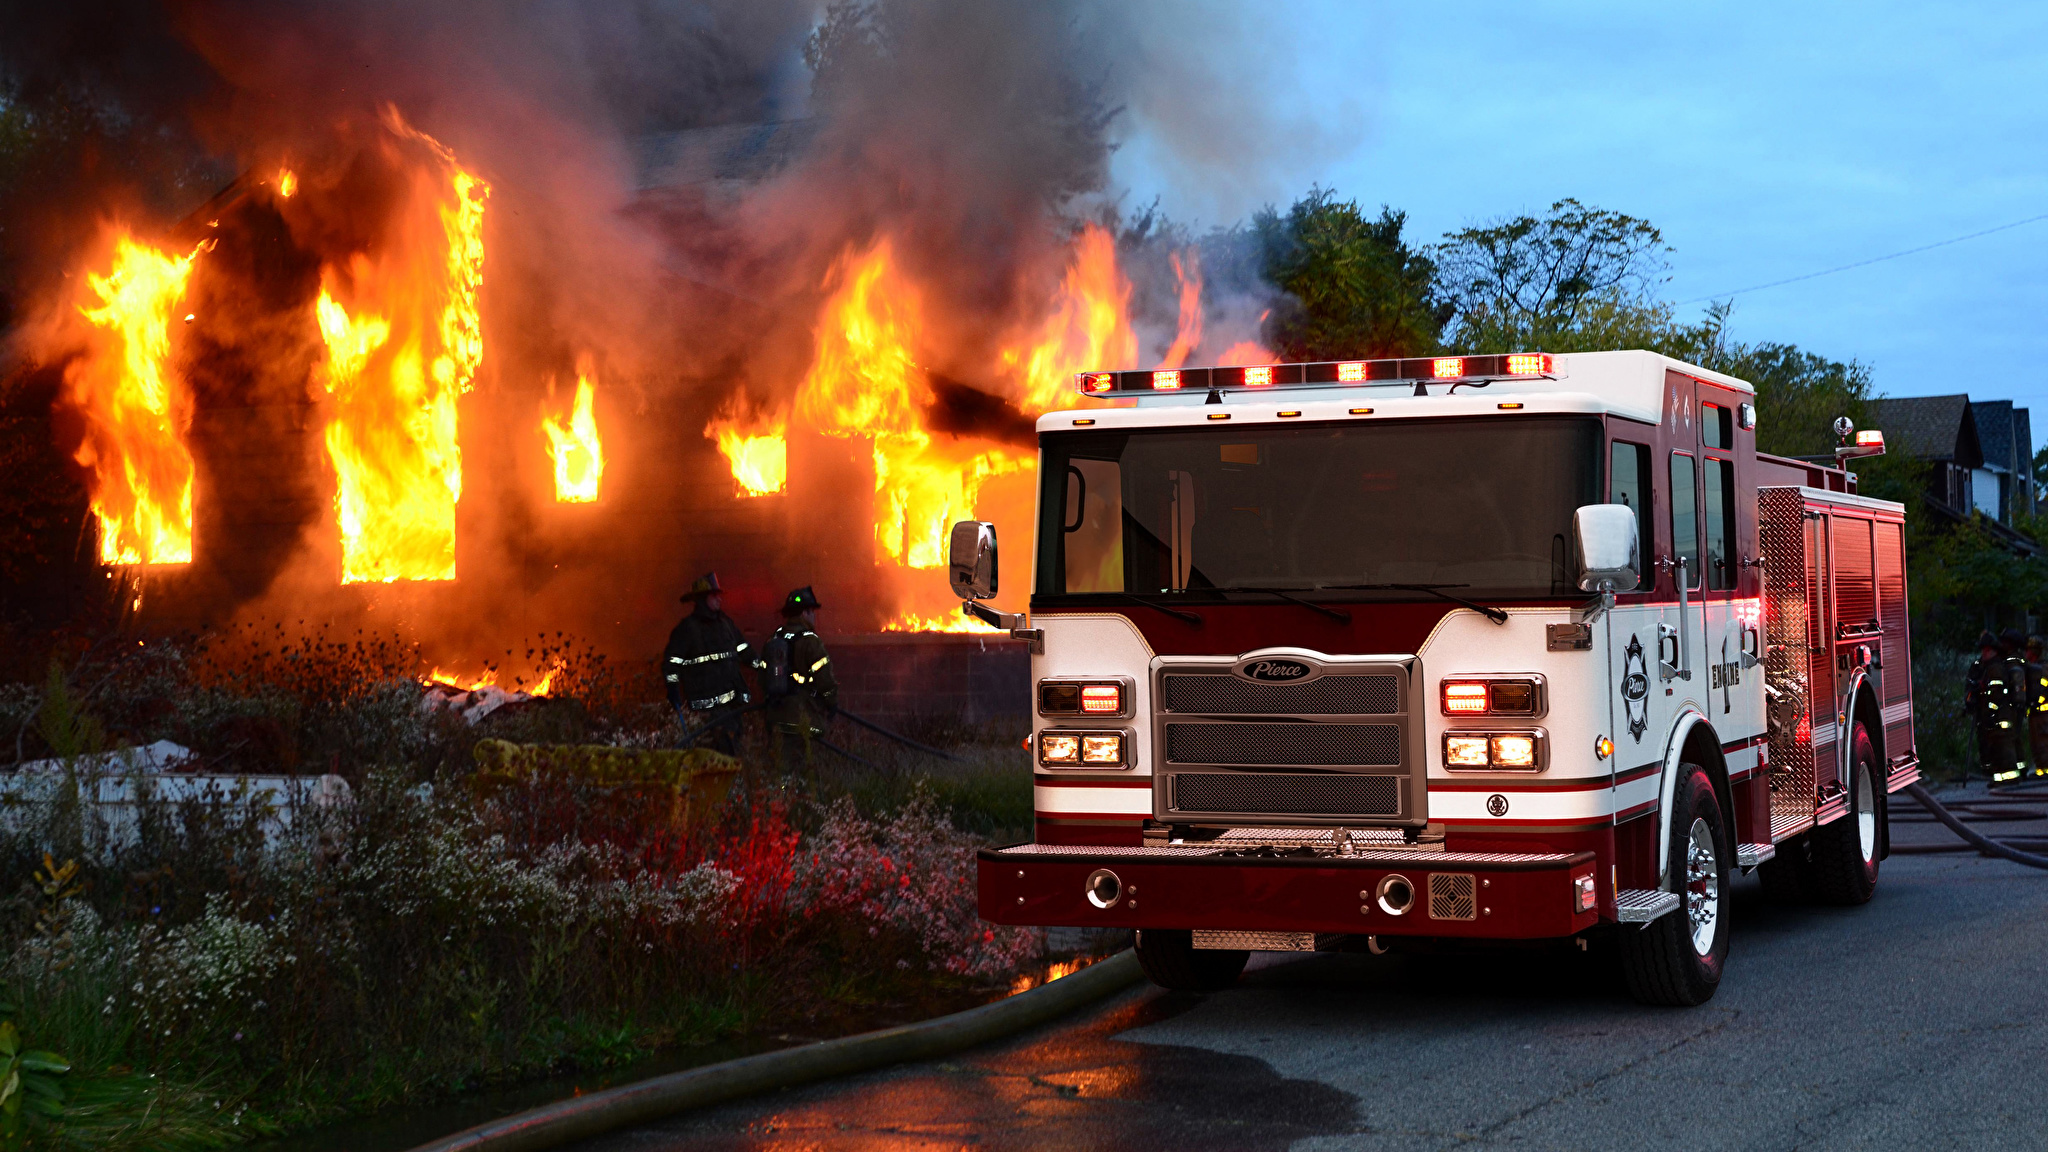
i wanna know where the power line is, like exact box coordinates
[1679,211,2048,305]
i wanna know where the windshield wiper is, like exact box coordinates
[1323,583,1509,625]
[1223,588,1351,624]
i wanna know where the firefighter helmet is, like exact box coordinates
[781,585,822,616]
[683,572,724,601]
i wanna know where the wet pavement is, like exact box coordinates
[566,790,2048,1151]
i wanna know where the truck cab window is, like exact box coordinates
[1670,452,1701,591]
[1061,457,1124,593]
[1610,441,1651,577]
[1704,456,1736,590]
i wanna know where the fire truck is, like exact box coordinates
[951,350,1916,1006]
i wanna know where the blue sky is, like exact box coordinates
[1113,1,2048,451]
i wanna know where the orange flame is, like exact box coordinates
[1218,339,1276,365]
[543,367,605,503]
[316,116,487,583]
[797,238,1028,571]
[1002,223,1137,412]
[276,168,297,199]
[1156,249,1203,370]
[426,667,498,691]
[67,230,205,565]
[703,395,787,497]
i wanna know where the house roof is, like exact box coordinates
[1866,394,1983,468]
[1972,399,2030,477]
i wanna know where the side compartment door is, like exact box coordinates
[1831,514,1879,797]
[1805,511,1839,802]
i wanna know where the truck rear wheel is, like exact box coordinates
[1804,723,1882,905]
[1134,929,1249,992]
[1620,764,1730,1007]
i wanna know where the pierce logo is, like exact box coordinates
[1239,659,1312,682]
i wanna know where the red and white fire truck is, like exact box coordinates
[951,350,1916,1006]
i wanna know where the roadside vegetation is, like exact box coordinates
[0,632,1039,1149]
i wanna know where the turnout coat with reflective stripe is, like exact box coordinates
[663,609,756,711]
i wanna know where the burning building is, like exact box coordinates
[0,0,1283,716]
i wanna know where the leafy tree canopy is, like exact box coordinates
[1253,188,1446,361]
[1435,198,1669,352]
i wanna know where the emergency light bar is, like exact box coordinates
[1073,353,1557,397]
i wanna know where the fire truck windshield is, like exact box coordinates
[1035,416,1602,602]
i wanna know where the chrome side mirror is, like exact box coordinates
[948,520,998,601]
[1574,504,1639,594]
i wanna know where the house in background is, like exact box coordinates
[1865,393,2038,553]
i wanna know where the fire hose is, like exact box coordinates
[833,708,962,762]
[1903,782,2048,870]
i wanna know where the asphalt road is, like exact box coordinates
[569,796,2048,1151]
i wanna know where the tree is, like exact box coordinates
[1253,189,1446,361]
[1436,198,1669,352]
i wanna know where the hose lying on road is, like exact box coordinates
[1905,782,2048,870]
[407,950,1143,1152]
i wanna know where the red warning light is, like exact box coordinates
[1080,373,1115,394]
[1153,370,1182,391]
[1505,354,1552,376]
[1243,366,1273,387]
[1337,362,1366,383]
[1432,357,1465,379]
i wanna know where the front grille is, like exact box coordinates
[1162,674,1399,716]
[1428,873,1477,921]
[1165,722,1401,767]
[1173,772,1401,817]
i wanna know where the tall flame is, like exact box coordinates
[1003,223,1138,413]
[704,396,787,497]
[1157,249,1204,370]
[797,239,1028,570]
[315,119,488,583]
[68,231,204,565]
[543,368,605,503]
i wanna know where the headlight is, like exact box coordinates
[1491,734,1537,768]
[1040,733,1080,764]
[1444,734,1491,767]
[1441,729,1547,771]
[1081,734,1123,764]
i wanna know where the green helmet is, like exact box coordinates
[781,585,822,616]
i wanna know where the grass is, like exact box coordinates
[0,631,1046,1149]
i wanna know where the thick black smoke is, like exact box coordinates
[0,0,1295,660]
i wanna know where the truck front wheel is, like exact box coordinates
[1620,764,1730,1007]
[1134,929,1248,992]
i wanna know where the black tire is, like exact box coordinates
[1805,723,1882,905]
[1620,764,1730,1007]
[1133,929,1249,992]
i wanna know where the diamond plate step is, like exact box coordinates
[1736,842,1777,868]
[1192,930,1315,952]
[1614,888,1682,924]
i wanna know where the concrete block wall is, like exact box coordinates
[825,633,1031,728]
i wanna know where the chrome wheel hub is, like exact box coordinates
[1685,817,1720,955]
[1856,760,1877,863]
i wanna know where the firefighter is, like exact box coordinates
[1965,629,2026,783]
[2028,635,2048,778]
[662,572,759,755]
[763,586,837,772]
